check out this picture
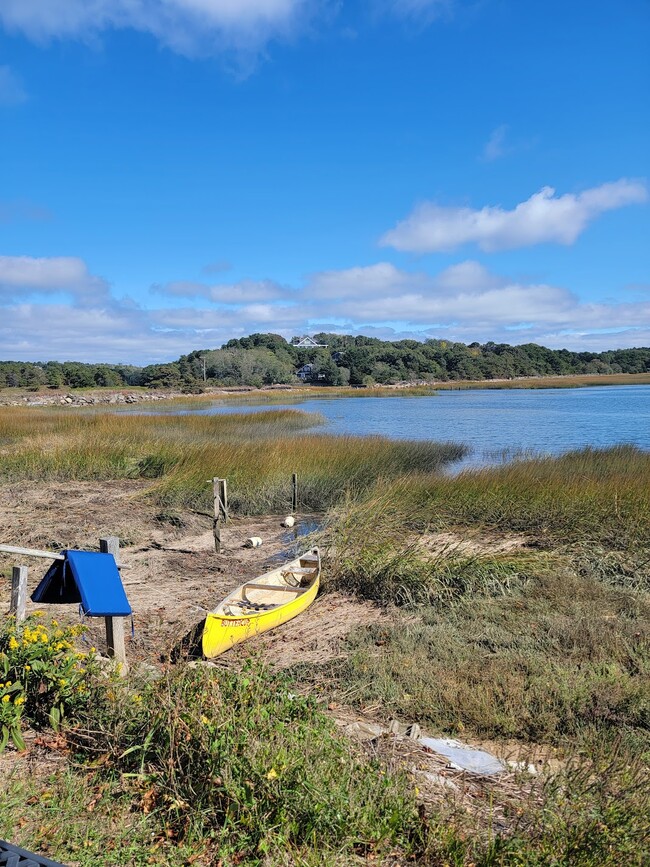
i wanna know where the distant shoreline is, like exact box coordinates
[1,371,649,408]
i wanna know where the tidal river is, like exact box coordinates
[137,383,650,471]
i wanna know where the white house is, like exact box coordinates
[292,336,328,348]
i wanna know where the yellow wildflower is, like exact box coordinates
[14,696,25,706]
[24,665,31,671]
[266,768,278,780]
[2,695,10,704]
[8,636,19,650]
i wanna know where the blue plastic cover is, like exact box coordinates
[31,550,132,617]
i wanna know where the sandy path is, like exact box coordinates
[0,480,382,664]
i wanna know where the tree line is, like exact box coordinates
[1,333,649,390]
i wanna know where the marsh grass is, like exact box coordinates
[68,661,423,863]
[432,372,650,390]
[333,445,650,552]
[317,446,650,752]
[0,407,465,513]
[3,662,647,866]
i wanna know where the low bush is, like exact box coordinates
[71,661,423,862]
[0,613,96,750]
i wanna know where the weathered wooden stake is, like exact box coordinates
[219,478,229,522]
[9,565,28,624]
[292,472,298,514]
[211,477,228,553]
[99,536,128,673]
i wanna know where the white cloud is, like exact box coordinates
[153,278,287,303]
[309,262,430,298]
[305,260,650,346]
[380,180,648,253]
[2,254,649,362]
[0,65,27,105]
[0,0,314,58]
[0,255,110,305]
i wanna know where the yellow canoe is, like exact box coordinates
[202,547,320,659]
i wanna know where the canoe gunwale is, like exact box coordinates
[202,548,320,651]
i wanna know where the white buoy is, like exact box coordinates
[283,516,295,528]
[244,537,263,548]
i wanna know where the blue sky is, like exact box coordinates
[1,0,648,364]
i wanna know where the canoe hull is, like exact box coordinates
[202,554,320,658]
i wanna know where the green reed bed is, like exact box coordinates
[0,406,465,513]
[331,445,650,551]
[318,445,650,753]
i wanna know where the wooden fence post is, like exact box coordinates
[219,478,228,523]
[99,536,127,672]
[292,472,298,514]
[9,565,28,624]
[211,477,228,553]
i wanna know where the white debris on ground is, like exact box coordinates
[419,736,507,776]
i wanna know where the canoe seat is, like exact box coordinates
[243,582,308,594]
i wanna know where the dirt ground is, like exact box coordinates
[0,479,384,665]
[1,479,561,837]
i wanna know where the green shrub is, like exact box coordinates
[72,661,422,861]
[0,613,96,750]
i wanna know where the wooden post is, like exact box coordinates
[211,477,228,553]
[292,472,298,514]
[212,478,222,553]
[99,536,127,672]
[9,565,28,624]
[218,478,228,523]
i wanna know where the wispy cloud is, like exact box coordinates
[2,253,650,362]
[0,65,27,105]
[0,255,110,305]
[153,278,287,303]
[381,0,454,24]
[0,0,317,60]
[380,180,648,253]
[481,124,510,162]
[0,200,53,223]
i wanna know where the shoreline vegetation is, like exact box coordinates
[1,370,650,410]
[1,331,649,395]
[0,400,648,864]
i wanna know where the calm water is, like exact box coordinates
[143,384,650,470]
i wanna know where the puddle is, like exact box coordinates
[264,516,325,568]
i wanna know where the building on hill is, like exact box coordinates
[297,363,327,382]
[291,336,328,348]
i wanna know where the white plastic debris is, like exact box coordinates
[418,737,506,776]
[244,537,263,548]
[283,516,296,528]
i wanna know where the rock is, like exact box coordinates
[418,771,460,792]
[344,721,386,741]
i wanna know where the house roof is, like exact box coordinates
[294,336,328,347]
